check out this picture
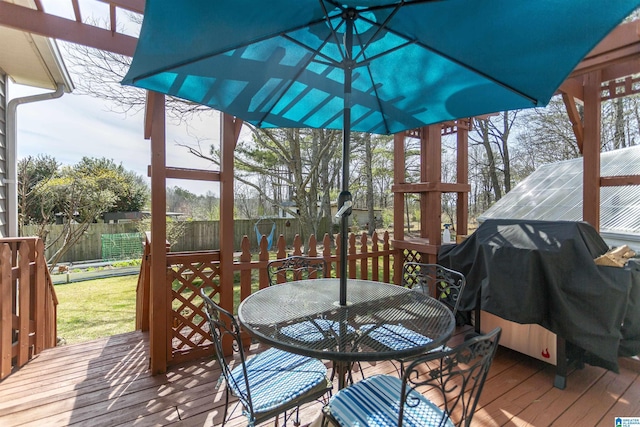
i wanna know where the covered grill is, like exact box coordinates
[439,219,640,374]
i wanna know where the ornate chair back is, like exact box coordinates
[324,328,501,427]
[200,292,254,411]
[267,255,328,285]
[402,262,466,320]
[400,327,502,426]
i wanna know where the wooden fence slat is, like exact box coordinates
[258,236,269,290]
[372,232,380,282]
[239,236,252,301]
[18,244,31,366]
[0,244,12,379]
[383,231,391,283]
[136,238,151,331]
[292,235,302,256]
[276,235,287,259]
[360,233,368,280]
[44,268,57,349]
[308,235,318,257]
[323,234,332,276]
[34,240,46,353]
[348,233,357,279]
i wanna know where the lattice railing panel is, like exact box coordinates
[154,232,395,366]
[403,250,422,265]
[168,256,221,360]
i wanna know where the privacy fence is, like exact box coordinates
[22,217,330,263]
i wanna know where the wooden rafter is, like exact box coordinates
[569,20,640,81]
[71,0,82,22]
[0,0,140,56]
[559,19,640,157]
[561,92,585,153]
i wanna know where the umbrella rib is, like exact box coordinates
[320,0,347,62]
[364,0,446,13]
[129,17,339,83]
[358,58,391,135]
[364,19,539,105]
[281,34,343,68]
[357,0,538,104]
[352,2,404,64]
[352,41,416,69]
[412,39,539,105]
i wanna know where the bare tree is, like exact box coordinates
[178,127,341,239]
[63,23,211,123]
[470,111,520,202]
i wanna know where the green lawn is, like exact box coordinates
[54,275,138,345]
[53,258,395,345]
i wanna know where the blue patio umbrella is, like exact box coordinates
[123,0,639,306]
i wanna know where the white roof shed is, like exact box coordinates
[479,145,640,251]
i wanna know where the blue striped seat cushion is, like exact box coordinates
[228,348,328,414]
[361,324,433,351]
[280,319,356,343]
[327,375,454,427]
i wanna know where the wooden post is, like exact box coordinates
[147,91,168,374]
[425,125,442,263]
[456,120,469,239]
[393,132,405,284]
[583,71,602,230]
[219,113,237,314]
[17,244,30,366]
[0,244,11,379]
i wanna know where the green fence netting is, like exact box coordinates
[101,232,144,261]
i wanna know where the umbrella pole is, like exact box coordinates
[339,11,355,307]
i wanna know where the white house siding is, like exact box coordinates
[0,72,6,237]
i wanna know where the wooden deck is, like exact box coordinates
[1,328,639,426]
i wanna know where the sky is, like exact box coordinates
[12,82,223,196]
[9,0,224,196]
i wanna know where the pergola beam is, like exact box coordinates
[569,20,640,79]
[0,1,138,56]
[96,0,144,14]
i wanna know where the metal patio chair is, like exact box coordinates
[200,290,332,426]
[267,255,328,285]
[322,327,502,427]
[361,262,466,358]
[360,262,467,374]
[401,262,466,323]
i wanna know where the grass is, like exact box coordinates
[54,275,138,345]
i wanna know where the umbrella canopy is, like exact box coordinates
[123,1,638,134]
[123,0,639,305]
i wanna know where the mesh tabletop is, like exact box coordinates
[237,279,455,363]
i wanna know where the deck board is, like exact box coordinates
[0,329,639,426]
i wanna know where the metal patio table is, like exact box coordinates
[237,278,456,389]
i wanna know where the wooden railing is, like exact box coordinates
[0,238,58,381]
[137,231,396,366]
[135,232,170,332]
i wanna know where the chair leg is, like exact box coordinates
[294,407,301,427]
[222,388,230,426]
